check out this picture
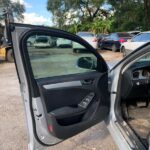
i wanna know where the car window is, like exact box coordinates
[26,34,97,79]
[132,34,142,42]
[118,33,131,37]
[140,33,150,42]
[35,37,49,43]
[77,32,95,37]
[110,34,118,40]
[132,53,150,64]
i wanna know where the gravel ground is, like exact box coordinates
[0,51,122,150]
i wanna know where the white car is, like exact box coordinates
[34,36,56,48]
[121,31,150,56]
[73,32,98,52]
[56,38,72,47]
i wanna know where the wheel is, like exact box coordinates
[6,49,14,62]
[112,44,117,52]
[121,46,126,57]
[99,45,103,50]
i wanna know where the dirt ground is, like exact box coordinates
[0,51,122,150]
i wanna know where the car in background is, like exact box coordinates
[57,38,72,48]
[34,36,56,48]
[96,33,108,42]
[74,32,98,50]
[27,35,36,47]
[96,34,108,48]
[128,31,141,37]
[121,31,150,57]
[99,32,132,52]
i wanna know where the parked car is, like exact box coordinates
[74,32,98,50]
[96,34,108,48]
[121,31,150,57]
[99,32,132,52]
[96,33,108,42]
[34,36,56,48]
[128,31,141,36]
[10,23,150,150]
[27,35,36,47]
[57,38,72,48]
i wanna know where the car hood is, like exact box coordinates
[122,42,147,51]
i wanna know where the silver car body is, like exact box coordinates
[11,24,150,150]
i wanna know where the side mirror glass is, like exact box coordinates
[77,57,97,70]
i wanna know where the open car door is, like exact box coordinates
[10,23,110,150]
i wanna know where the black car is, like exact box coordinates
[99,32,132,52]
[96,34,108,43]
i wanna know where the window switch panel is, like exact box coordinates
[78,92,95,109]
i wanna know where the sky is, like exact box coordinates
[12,0,53,25]
[11,0,111,26]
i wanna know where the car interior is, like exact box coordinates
[120,54,150,148]
[24,31,109,142]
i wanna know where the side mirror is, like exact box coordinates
[127,39,132,42]
[77,57,97,70]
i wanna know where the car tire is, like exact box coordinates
[112,44,117,52]
[6,49,14,62]
[99,46,103,50]
[121,46,126,57]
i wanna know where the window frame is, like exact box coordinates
[19,27,108,96]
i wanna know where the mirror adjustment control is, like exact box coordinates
[78,92,95,109]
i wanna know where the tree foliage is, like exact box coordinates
[47,0,150,32]
[109,0,145,31]
[0,0,25,22]
[47,0,110,28]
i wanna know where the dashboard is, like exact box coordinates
[133,69,150,79]
[121,61,150,99]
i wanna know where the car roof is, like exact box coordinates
[140,31,150,33]
[77,31,94,34]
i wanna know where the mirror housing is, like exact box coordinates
[77,57,97,70]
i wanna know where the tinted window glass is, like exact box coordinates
[35,37,48,43]
[132,34,142,42]
[140,33,150,41]
[118,33,131,37]
[110,34,118,40]
[77,32,95,37]
[26,34,97,79]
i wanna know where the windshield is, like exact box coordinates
[118,33,131,37]
[132,33,150,42]
[77,32,95,37]
[35,37,48,43]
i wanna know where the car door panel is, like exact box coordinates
[36,72,109,139]
[10,23,110,148]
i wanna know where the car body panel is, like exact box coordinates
[10,23,110,150]
[122,42,147,51]
[10,23,150,150]
[121,32,150,56]
[76,32,98,49]
[100,33,131,51]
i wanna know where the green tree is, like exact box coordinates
[0,0,25,22]
[144,0,150,30]
[47,0,110,28]
[109,0,150,31]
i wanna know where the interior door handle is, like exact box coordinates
[82,79,93,85]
